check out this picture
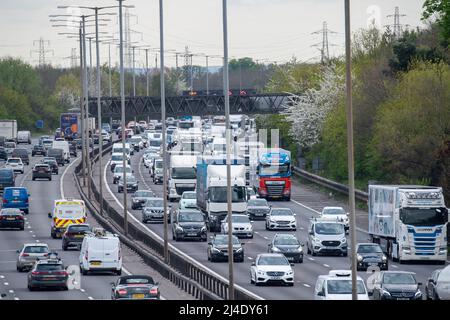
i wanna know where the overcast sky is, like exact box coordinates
[0,0,427,68]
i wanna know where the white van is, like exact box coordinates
[79,228,122,275]
[52,140,70,163]
[112,142,133,156]
[314,270,370,300]
[17,131,31,144]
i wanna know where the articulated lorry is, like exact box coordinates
[0,120,18,142]
[368,185,448,263]
[196,156,247,232]
[60,113,81,140]
[257,148,292,200]
[167,151,198,201]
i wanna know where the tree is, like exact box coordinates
[423,0,450,41]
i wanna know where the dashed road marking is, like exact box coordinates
[263,236,269,240]
[14,297,19,300]
[88,296,94,300]
[323,264,330,268]
[29,230,33,233]
[4,282,9,286]
[80,289,85,292]
[8,290,14,293]
[254,231,259,234]
[308,257,315,261]
[392,265,399,268]
[0,275,4,279]
[303,283,311,287]
[35,240,40,243]
[247,257,253,260]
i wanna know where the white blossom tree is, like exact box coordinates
[282,63,345,148]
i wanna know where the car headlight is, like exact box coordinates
[235,247,243,253]
[257,270,266,275]
[269,219,276,223]
[176,226,183,232]
[414,289,422,298]
[297,246,303,252]
[271,246,280,252]
[341,238,347,243]
[287,270,294,275]
[210,215,218,221]
[132,198,139,203]
[201,226,207,232]
[381,288,391,297]
[291,220,296,224]
[357,254,363,262]
[382,255,387,261]
[211,247,220,253]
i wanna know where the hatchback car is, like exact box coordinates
[62,223,91,251]
[265,208,297,231]
[371,271,423,300]
[172,209,207,241]
[131,190,156,210]
[247,198,270,220]
[250,253,294,286]
[32,144,47,156]
[41,157,59,174]
[319,206,349,232]
[315,270,369,300]
[6,157,24,174]
[142,198,169,223]
[32,163,52,181]
[207,234,244,262]
[16,243,50,272]
[111,275,160,300]
[0,208,24,230]
[27,257,68,291]
[355,243,388,271]
[11,148,29,165]
[268,234,303,263]
[426,266,450,300]
[0,147,8,161]
[179,191,197,209]
[221,214,254,238]
[117,175,138,193]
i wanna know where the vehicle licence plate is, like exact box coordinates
[271,277,282,280]
[7,217,15,220]
[90,261,101,266]
[132,294,145,299]
[187,233,197,236]
[74,235,84,238]
[287,257,294,261]
[397,298,409,300]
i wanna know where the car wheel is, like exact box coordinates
[17,266,22,272]
[312,250,317,256]
[20,226,24,231]
[81,267,88,276]
[62,286,69,291]
[28,284,35,291]
[287,282,294,287]
[307,246,311,255]
[116,269,122,276]
[32,177,35,181]
[51,231,56,239]
[49,177,52,181]
[265,223,269,230]
[62,245,68,251]
[343,252,348,257]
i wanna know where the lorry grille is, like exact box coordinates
[266,184,285,196]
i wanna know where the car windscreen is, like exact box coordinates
[315,223,344,235]
[146,199,164,207]
[182,192,196,199]
[357,245,383,254]
[119,277,155,285]
[149,140,161,147]
[230,215,250,223]
[155,161,163,169]
[214,236,239,245]
[270,209,293,216]
[111,155,124,161]
[67,225,90,233]
[274,236,299,245]
[323,208,346,215]
[257,256,289,266]
[209,186,246,203]
[36,264,64,271]
[327,280,366,294]
[8,158,21,163]
[179,212,204,222]
[135,191,153,198]
[383,273,417,284]
[114,167,132,173]
[24,246,49,253]
[248,199,268,207]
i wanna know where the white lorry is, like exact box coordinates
[368,185,448,264]
[0,120,18,142]
[167,152,198,202]
[196,156,247,232]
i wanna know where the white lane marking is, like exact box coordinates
[137,156,151,190]
[102,160,264,300]
[247,257,253,260]
[0,275,4,279]
[308,257,315,261]
[263,236,268,240]
[35,240,40,243]
[254,231,259,234]
[290,199,369,234]
[14,297,19,300]
[8,290,14,293]
[392,265,399,269]
[60,157,80,199]
[323,264,330,268]
[19,166,34,187]
[4,282,9,286]
[80,288,85,292]
[32,235,36,238]
[303,283,311,288]
[88,296,94,300]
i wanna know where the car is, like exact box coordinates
[0,168,15,193]
[319,206,349,233]
[42,139,54,150]
[41,157,59,174]
[111,275,160,300]
[171,208,207,241]
[207,234,244,262]
[151,157,164,184]
[16,243,50,272]
[142,197,169,223]
[112,165,133,184]
[92,134,100,144]
[306,219,347,256]
[0,208,24,230]
[110,153,130,171]
[27,256,68,291]
[128,135,144,151]
[355,243,388,271]
[246,186,258,200]
[79,228,122,275]
[101,130,111,142]
[0,147,8,161]
[246,198,270,220]
[47,148,64,166]
[117,175,138,193]
[143,151,159,168]
[426,266,450,300]
[265,208,297,231]
[5,141,16,155]
[6,157,24,174]
[268,234,303,263]
[179,191,197,209]
[250,253,294,286]
[62,223,91,251]
[32,144,47,156]
[131,189,155,210]
[315,270,370,300]
[11,148,29,165]
[17,131,31,144]
[32,163,52,181]
[221,214,254,238]
[371,271,423,300]
[2,187,29,214]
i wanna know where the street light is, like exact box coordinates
[344,0,358,300]
[222,0,234,300]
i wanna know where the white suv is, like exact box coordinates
[306,218,347,256]
[6,157,24,174]
[319,206,349,233]
[250,253,294,286]
[314,270,370,300]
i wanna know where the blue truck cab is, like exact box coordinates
[2,187,30,214]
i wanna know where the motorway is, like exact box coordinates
[0,140,192,300]
[94,144,448,300]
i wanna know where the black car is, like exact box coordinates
[111,275,160,300]
[371,271,423,300]
[41,157,59,174]
[27,257,68,291]
[32,145,47,156]
[117,175,138,193]
[247,198,271,220]
[0,147,7,161]
[69,141,77,157]
[268,233,304,263]
[11,148,29,165]
[32,164,52,181]
[131,190,155,210]
[93,134,100,144]
[0,208,24,230]
[207,234,244,262]
[172,209,207,241]
[426,267,450,300]
[0,168,15,193]
[62,223,90,251]
[355,243,388,271]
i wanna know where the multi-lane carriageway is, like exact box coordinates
[0,140,192,300]
[93,144,448,300]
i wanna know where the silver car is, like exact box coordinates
[16,243,50,272]
[142,198,169,223]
